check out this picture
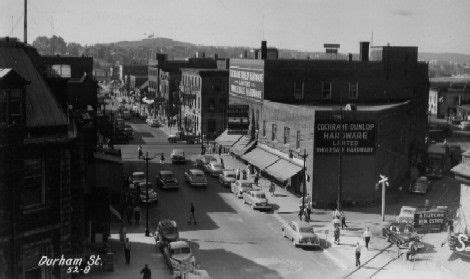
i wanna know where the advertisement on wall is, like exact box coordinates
[229,60,264,101]
[413,210,447,232]
[314,121,376,154]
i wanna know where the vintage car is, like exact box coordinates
[382,222,424,250]
[186,269,211,279]
[168,131,199,144]
[243,190,272,210]
[137,183,158,204]
[128,171,146,189]
[163,240,196,277]
[146,117,162,127]
[206,162,224,177]
[409,176,431,194]
[218,170,237,187]
[231,180,257,198]
[184,169,208,187]
[195,155,217,168]
[154,219,179,250]
[171,149,186,164]
[156,170,179,190]
[281,221,321,248]
[396,206,418,224]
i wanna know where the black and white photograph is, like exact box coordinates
[1,0,470,278]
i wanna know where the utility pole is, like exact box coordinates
[142,152,154,236]
[337,95,343,211]
[376,174,389,221]
[23,0,27,43]
[301,149,308,210]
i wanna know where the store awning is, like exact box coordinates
[230,135,254,156]
[241,148,280,170]
[264,159,303,182]
[215,130,243,147]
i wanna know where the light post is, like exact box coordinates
[376,174,389,221]
[200,133,205,155]
[300,149,308,209]
[142,152,155,236]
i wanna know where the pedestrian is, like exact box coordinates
[333,208,340,220]
[269,182,276,197]
[188,203,197,224]
[340,210,348,228]
[333,216,341,229]
[138,145,143,159]
[124,238,131,264]
[355,242,361,266]
[254,172,260,186]
[126,205,133,225]
[246,164,252,176]
[119,225,127,243]
[236,168,240,180]
[134,205,141,225]
[298,206,304,221]
[220,157,225,169]
[218,145,222,156]
[140,264,151,279]
[334,226,340,245]
[306,206,312,222]
[363,227,372,250]
[160,153,165,164]
[405,240,416,261]
[242,170,247,180]
[212,144,216,154]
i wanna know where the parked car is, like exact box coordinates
[218,170,237,187]
[146,117,162,127]
[154,219,179,251]
[231,180,257,198]
[184,169,208,187]
[123,126,134,139]
[206,162,224,177]
[382,222,424,250]
[137,183,158,204]
[195,155,217,168]
[163,240,196,277]
[281,221,321,248]
[186,269,211,279]
[396,206,417,224]
[171,149,186,164]
[156,170,179,190]
[409,176,431,194]
[128,171,146,189]
[243,190,272,210]
[168,131,199,144]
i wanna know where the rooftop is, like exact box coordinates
[263,100,410,112]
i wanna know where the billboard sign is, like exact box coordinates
[413,210,446,232]
[314,122,376,154]
[229,60,264,101]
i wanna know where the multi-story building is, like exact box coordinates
[226,41,429,205]
[0,38,75,278]
[428,76,470,120]
[119,64,148,92]
[180,68,229,139]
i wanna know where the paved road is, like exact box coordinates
[114,120,343,279]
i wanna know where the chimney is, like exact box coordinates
[359,42,370,62]
[202,52,205,58]
[261,41,267,60]
[348,53,353,62]
[214,53,218,60]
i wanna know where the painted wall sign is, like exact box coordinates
[229,61,264,101]
[314,121,376,154]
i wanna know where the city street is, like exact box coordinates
[107,118,345,279]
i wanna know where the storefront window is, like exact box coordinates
[272,124,277,141]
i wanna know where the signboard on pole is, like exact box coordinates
[314,122,376,154]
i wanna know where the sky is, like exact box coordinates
[1,0,469,54]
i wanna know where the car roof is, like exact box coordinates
[132,172,145,175]
[160,170,174,175]
[189,169,204,174]
[169,241,189,249]
[159,219,177,228]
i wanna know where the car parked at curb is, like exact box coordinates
[243,190,272,210]
[137,183,158,204]
[195,155,217,168]
[156,170,179,190]
[162,240,196,277]
[382,222,424,251]
[184,169,207,187]
[231,180,257,198]
[154,219,179,251]
[218,170,236,187]
[206,162,224,177]
[128,171,146,189]
[281,221,321,248]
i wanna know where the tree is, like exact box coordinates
[66,42,83,56]
[50,35,67,55]
[32,36,51,54]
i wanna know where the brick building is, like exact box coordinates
[180,68,229,139]
[228,41,429,205]
[428,76,470,120]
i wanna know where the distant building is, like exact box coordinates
[119,64,148,91]
[428,76,470,120]
[224,40,429,205]
[180,68,229,139]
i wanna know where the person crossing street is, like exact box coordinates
[188,203,197,225]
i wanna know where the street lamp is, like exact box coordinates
[142,152,155,236]
[300,149,308,210]
[200,133,205,155]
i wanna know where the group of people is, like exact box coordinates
[298,194,312,222]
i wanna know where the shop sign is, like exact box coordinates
[413,211,446,232]
[229,66,264,100]
[314,122,376,154]
[450,233,470,257]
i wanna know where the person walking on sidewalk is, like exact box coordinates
[236,168,241,180]
[160,153,165,164]
[363,227,372,250]
[340,210,348,228]
[333,208,340,220]
[242,169,247,180]
[138,145,143,159]
[218,145,222,156]
[334,226,340,245]
[140,264,151,279]
[355,242,361,266]
[269,182,276,197]
[220,157,225,169]
[134,205,141,225]
[254,172,260,186]
[188,203,197,224]
[332,216,341,229]
[298,206,305,221]
[124,238,131,264]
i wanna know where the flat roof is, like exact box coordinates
[263,100,410,112]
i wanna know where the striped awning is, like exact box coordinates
[264,159,303,182]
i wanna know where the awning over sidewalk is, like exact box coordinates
[215,130,243,147]
[230,135,255,156]
[264,158,303,182]
[241,148,280,170]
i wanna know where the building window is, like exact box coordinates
[349,82,358,99]
[263,121,266,137]
[208,98,216,112]
[322,82,332,99]
[296,131,301,149]
[271,123,277,141]
[284,127,290,144]
[294,80,304,100]
[23,158,45,209]
[197,97,201,109]
[219,98,226,112]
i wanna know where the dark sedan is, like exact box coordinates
[156,170,179,190]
